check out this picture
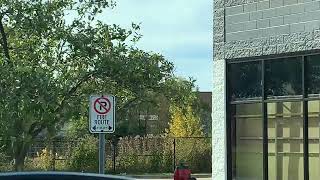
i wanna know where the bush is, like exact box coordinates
[67,135,99,173]
[148,151,162,173]
[25,148,54,171]
[160,138,174,173]
[175,138,211,173]
[0,152,12,172]
[116,153,142,173]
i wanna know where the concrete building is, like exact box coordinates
[213,0,320,179]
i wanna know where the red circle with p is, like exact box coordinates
[94,97,111,114]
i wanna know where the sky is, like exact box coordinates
[99,0,212,91]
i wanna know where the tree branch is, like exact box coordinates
[28,71,99,138]
[54,71,97,114]
[118,97,140,111]
[0,16,10,63]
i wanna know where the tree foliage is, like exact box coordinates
[167,105,203,137]
[165,78,204,137]
[0,0,174,171]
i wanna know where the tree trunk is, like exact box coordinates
[13,141,29,171]
[14,154,25,171]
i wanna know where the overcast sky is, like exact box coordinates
[99,0,212,91]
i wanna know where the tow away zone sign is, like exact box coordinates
[89,95,115,133]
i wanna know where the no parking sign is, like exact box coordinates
[89,95,115,133]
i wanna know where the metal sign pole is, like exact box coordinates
[99,133,105,174]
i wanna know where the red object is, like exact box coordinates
[94,97,111,114]
[174,168,191,180]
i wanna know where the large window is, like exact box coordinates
[308,101,320,179]
[266,57,302,97]
[227,53,320,180]
[307,55,320,96]
[268,102,304,180]
[228,61,262,101]
[231,103,263,179]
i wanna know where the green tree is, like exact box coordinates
[0,0,174,171]
[165,78,204,137]
[67,135,98,173]
[167,105,203,137]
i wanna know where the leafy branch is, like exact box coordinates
[0,16,10,63]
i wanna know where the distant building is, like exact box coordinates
[132,92,212,136]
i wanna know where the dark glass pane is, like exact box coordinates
[266,57,302,97]
[307,55,320,95]
[228,61,262,101]
[231,103,263,179]
[267,102,304,180]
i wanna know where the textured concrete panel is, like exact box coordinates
[245,21,258,30]
[226,22,244,33]
[257,19,270,28]
[277,41,306,53]
[284,0,298,6]
[297,31,314,42]
[225,0,318,7]
[299,0,314,2]
[302,10,320,22]
[224,29,320,60]
[225,0,247,7]
[213,1,226,179]
[290,4,304,14]
[304,20,320,32]
[306,39,320,49]
[244,3,258,12]
[214,34,225,43]
[226,5,244,16]
[270,0,284,8]
[283,33,299,43]
[214,0,225,9]
[215,8,225,18]
[250,47,263,56]
[284,13,304,24]
[249,11,263,20]
[263,45,277,55]
[226,29,260,41]
[290,22,305,33]
[225,1,320,42]
[270,16,284,26]
[214,24,225,35]
[314,29,320,39]
[304,1,320,12]
[266,25,290,37]
[276,5,291,16]
[226,13,250,24]
[212,59,226,180]
[262,8,277,18]
[269,35,284,44]
[258,0,270,10]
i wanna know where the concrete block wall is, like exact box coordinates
[223,0,320,59]
[226,0,320,41]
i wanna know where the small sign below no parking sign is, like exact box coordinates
[89,95,115,133]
